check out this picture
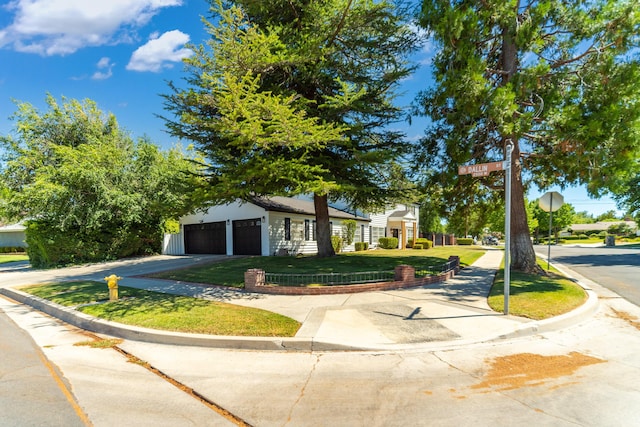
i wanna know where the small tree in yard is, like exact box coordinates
[162,0,418,257]
[0,96,203,267]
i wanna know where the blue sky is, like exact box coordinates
[0,0,624,217]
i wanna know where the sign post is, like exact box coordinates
[458,145,513,315]
[538,191,564,270]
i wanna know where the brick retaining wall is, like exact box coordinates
[244,256,461,295]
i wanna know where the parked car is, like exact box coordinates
[483,236,499,245]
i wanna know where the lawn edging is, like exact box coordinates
[244,256,461,295]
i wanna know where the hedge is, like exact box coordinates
[378,237,399,249]
[354,242,369,251]
[0,246,26,253]
[331,235,344,253]
[457,238,474,245]
[414,238,433,249]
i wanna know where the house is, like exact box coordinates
[163,196,419,256]
[569,221,639,235]
[0,223,27,249]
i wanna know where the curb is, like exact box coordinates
[1,277,599,353]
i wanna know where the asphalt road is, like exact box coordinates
[539,244,640,305]
[0,308,88,427]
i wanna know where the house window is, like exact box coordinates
[285,218,291,241]
[371,226,385,245]
[304,219,310,240]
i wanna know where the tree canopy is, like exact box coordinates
[0,95,203,267]
[162,0,418,256]
[415,0,640,273]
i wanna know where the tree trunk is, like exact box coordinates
[509,142,544,274]
[314,193,336,257]
[501,10,543,275]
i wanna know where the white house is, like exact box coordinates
[0,223,27,248]
[163,196,419,256]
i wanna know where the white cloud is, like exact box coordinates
[92,57,114,80]
[0,0,182,56]
[126,30,192,72]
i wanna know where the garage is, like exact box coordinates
[232,218,262,255]
[184,222,226,254]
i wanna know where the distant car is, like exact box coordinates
[483,236,499,245]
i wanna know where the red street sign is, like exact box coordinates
[458,161,505,177]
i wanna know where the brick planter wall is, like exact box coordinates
[244,256,461,295]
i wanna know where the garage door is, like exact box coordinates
[233,218,262,255]
[184,222,226,254]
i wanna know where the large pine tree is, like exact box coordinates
[416,0,640,272]
[163,0,418,256]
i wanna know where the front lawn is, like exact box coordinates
[488,259,587,320]
[20,281,300,337]
[0,254,29,264]
[149,246,486,287]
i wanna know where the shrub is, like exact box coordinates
[414,238,432,249]
[331,235,343,253]
[457,238,474,245]
[354,242,369,251]
[413,243,423,250]
[378,237,398,249]
[0,246,26,253]
[406,238,414,248]
[341,219,356,245]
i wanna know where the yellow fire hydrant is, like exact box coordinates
[104,274,122,301]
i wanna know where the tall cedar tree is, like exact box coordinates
[162,0,418,256]
[416,0,640,273]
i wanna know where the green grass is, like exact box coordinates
[0,254,29,264]
[150,247,486,287]
[20,281,300,337]
[488,259,587,320]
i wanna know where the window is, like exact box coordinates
[285,218,291,241]
[370,226,385,245]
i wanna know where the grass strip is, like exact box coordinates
[149,247,486,287]
[488,259,587,320]
[20,281,300,337]
[0,254,29,264]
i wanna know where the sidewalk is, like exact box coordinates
[0,249,599,352]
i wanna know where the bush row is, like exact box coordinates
[457,238,474,245]
[0,246,26,253]
[378,237,399,249]
[355,242,369,251]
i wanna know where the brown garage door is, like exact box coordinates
[232,218,262,255]
[184,222,226,254]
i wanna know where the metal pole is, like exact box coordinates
[547,194,553,270]
[504,143,513,316]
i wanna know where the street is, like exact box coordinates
[539,244,640,305]
[1,251,640,426]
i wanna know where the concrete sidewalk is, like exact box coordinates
[0,249,599,352]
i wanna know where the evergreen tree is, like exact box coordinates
[162,0,418,256]
[415,0,640,273]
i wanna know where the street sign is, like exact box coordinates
[538,191,564,212]
[456,149,513,315]
[458,161,505,177]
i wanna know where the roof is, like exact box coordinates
[250,196,369,221]
[570,221,637,232]
[387,210,417,222]
[0,223,26,233]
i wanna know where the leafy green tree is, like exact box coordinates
[0,95,203,267]
[415,0,640,273]
[596,210,620,222]
[162,0,418,257]
[572,211,595,224]
[532,202,575,243]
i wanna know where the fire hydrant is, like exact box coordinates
[104,274,122,301]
